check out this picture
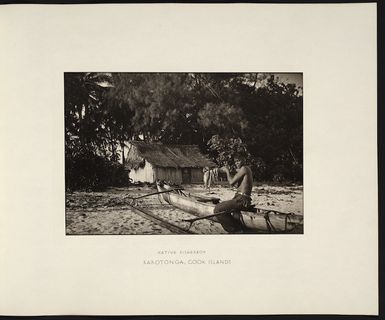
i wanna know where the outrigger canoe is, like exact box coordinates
[156,181,303,234]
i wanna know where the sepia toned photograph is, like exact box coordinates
[65,72,303,235]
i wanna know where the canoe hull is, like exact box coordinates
[157,183,303,234]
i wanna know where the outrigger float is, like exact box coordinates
[155,181,303,234]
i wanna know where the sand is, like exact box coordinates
[65,184,303,235]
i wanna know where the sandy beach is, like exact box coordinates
[65,183,303,235]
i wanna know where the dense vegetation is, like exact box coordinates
[65,73,302,190]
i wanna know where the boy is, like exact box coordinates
[215,154,253,232]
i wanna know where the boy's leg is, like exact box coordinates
[214,197,244,233]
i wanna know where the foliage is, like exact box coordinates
[107,73,201,145]
[65,72,303,189]
[198,102,248,138]
[65,145,128,192]
[199,74,302,182]
[64,72,112,148]
[207,135,250,170]
[65,73,128,190]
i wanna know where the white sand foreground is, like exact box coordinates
[65,184,303,235]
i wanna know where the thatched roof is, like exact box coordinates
[126,141,216,170]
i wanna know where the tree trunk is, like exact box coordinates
[121,142,125,166]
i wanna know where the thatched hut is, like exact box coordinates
[125,141,216,184]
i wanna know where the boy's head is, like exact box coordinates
[234,153,247,169]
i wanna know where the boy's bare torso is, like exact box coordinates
[236,165,253,196]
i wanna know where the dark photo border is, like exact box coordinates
[0,1,382,319]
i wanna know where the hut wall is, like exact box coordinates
[154,167,204,184]
[191,168,204,184]
[154,167,182,184]
[129,161,155,183]
[129,164,206,185]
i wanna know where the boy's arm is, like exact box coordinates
[221,167,246,187]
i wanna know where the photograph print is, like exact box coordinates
[65,72,303,235]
